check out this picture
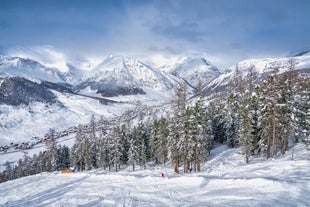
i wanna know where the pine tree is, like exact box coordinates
[225,93,241,148]
[110,126,123,172]
[149,117,169,165]
[168,82,187,173]
[139,139,147,169]
[238,90,261,163]
[295,69,310,143]
[127,139,137,171]
[98,129,112,171]
[149,118,159,164]
[88,115,98,169]
[210,101,226,144]
[259,66,280,159]
[45,128,58,171]
[71,125,90,171]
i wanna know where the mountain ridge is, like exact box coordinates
[0,52,309,146]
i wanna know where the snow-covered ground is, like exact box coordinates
[1,143,309,207]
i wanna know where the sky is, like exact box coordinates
[0,0,309,69]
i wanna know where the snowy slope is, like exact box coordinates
[205,52,310,94]
[0,91,134,146]
[0,143,309,207]
[171,57,221,88]
[62,63,85,85]
[0,55,65,83]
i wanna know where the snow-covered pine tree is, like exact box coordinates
[210,101,226,144]
[225,93,241,148]
[275,59,299,155]
[127,139,137,171]
[71,125,90,171]
[187,97,208,172]
[294,67,310,143]
[149,117,159,164]
[156,117,169,165]
[88,115,98,169]
[239,90,259,163]
[238,66,262,162]
[204,107,214,155]
[97,129,112,171]
[134,122,148,167]
[139,139,147,169]
[168,82,187,173]
[44,128,58,171]
[56,145,70,170]
[185,108,197,173]
[120,124,130,165]
[259,66,279,159]
[110,126,123,172]
[149,117,169,165]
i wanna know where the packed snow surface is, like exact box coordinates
[1,143,309,207]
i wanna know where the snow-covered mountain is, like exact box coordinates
[0,55,66,83]
[170,57,221,89]
[0,56,71,106]
[0,54,179,146]
[77,55,177,97]
[204,52,310,95]
[63,63,85,85]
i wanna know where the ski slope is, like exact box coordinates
[1,143,309,207]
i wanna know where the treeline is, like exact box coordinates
[1,59,309,183]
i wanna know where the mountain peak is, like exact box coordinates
[171,57,221,88]
[287,48,310,57]
[0,55,66,83]
[78,55,176,97]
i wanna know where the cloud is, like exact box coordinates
[5,45,69,72]
[0,0,309,69]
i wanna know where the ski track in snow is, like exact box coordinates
[0,143,309,207]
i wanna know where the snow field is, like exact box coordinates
[0,143,309,207]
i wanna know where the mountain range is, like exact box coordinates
[0,52,309,146]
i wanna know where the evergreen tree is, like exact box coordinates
[259,66,280,159]
[210,101,226,144]
[110,126,123,172]
[168,82,187,173]
[154,117,169,165]
[238,90,261,163]
[127,139,137,171]
[45,128,58,171]
[88,115,98,169]
[71,125,90,171]
[225,93,241,148]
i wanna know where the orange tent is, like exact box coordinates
[60,169,72,174]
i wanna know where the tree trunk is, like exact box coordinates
[174,158,179,173]
[184,156,189,174]
[271,108,276,158]
[194,154,197,172]
[197,160,201,172]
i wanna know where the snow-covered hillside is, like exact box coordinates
[204,52,310,94]
[0,55,179,147]
[0,143,309,207]
[0,92,132,146]
[171,57,221,88]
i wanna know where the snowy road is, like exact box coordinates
[0,144,309,207]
